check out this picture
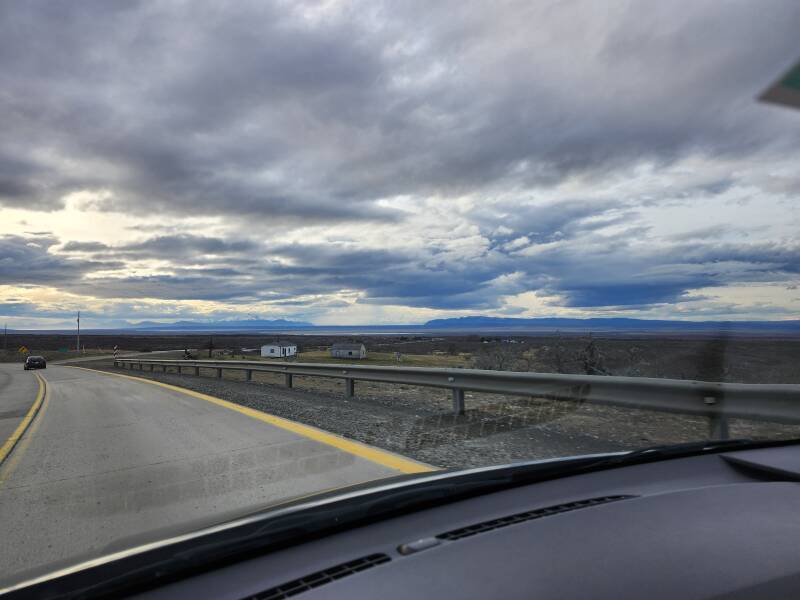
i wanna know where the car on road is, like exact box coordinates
[22,355,46,370]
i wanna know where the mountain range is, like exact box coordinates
[120,316,800,333]
[126,318,313,331]
[422,316,800,332]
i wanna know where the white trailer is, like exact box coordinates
[261,343,297,358]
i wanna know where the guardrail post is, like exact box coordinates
[345,378,354,398]
[709,414,730,439]
[285,373,293,388]
[704,395,729,439]
[216,368,223,379]
[194,366,200,376]
[245,369,252,381]
[452,388,465,415]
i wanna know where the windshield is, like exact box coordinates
[1,0,799,587]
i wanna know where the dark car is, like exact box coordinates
[23,355,46,370]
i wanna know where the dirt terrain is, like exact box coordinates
[6,332,800,383]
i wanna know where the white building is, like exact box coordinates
[330,343,367,359]
[261,343,297,358]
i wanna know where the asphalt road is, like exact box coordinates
[0,364,39,448]
[0,365,421,585]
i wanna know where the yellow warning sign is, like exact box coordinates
[18,346,28,354]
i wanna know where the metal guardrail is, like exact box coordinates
[114,358,800,439]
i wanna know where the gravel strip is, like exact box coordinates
[75,362,800,469]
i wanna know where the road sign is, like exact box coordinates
[18,346,28,354]
[760,60,800,110]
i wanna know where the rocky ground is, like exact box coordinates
[71,360,800,469]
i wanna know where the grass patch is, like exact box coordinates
[294,350,470,368]
[208,349,471,368]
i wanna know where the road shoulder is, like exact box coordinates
[64,365,434,475]
[70,361,631,468]
[0,370,46,474]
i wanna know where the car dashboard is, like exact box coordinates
[128,445,800,600]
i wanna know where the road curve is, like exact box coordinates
[0,365,417,584]
[0,364,40,449]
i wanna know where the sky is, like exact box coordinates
[1,0,799,329]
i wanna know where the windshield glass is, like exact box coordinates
[1,0,798,587]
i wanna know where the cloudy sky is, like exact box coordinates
[1,0,799,329]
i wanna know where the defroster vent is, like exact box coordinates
[246,553,390,600]
[437,495,635,541]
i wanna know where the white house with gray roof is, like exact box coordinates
[330,343,367,359]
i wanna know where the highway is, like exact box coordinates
[0,364,426,584]
[0,365,39,453]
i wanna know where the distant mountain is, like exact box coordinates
[126,318,313,331]
[423,316,800,332]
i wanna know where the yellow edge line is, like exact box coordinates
[0,373,46,465]
[0,373,51,486]
[64,365,436,475]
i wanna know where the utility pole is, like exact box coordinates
[76,311,81,352]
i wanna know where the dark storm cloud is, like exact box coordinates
[26,237,501,305]
[474,199,631,245]
[61,274,262,302]
[259,235,800,310]
[668,225,731,242]
[118,235,261,258]
[1,1,798,218]
[61,241,111,252]
[0,234,123,285]
[0,0,400,222]
[7,225,797,312]
[508,236,800,308]
[2,1,799,317]
[63,234,263,262]
[266,242,516,308]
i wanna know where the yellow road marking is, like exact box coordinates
[65,366,435,474]
[0,372,45,463]
[0,373,49,485]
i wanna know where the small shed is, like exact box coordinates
[261,342,297,358]
[330,343,367,359]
